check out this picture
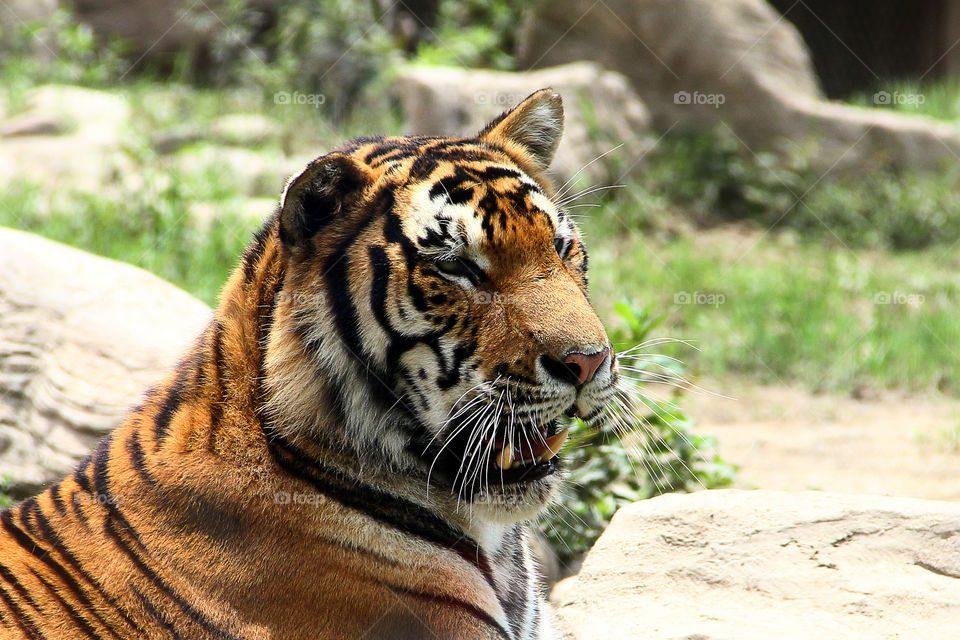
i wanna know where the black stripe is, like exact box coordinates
[408,154,439,181]
[27,505,146,635]
[266,435,497,590]
[128,431,157,489]
[0,562,45,622]
[103,519,241,640]
[89,435,148,555]
[385,583,509,638]
[2,507,126,630]
[206,320,226,451]
[1,510,40,560]
[69,490,90,530]
[242,217,274,283]
[154,366,190,443]
[324,236,372,362]
[27,566,108,640]
[476,165,522,182]
[17,498,40,538]
[73,455,92,493]
[133,586,184,640]
[253,265,284,414]
[368,243,473,392]
[0,580,44,640]
[501,533,528,638]
[14,521,124,640]
[48,487,66,517]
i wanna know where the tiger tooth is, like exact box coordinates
[497,444,514,469]
[541,429,569,461]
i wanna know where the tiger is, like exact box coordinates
[0,88,618,640]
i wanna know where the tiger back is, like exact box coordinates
[0,89,618,640]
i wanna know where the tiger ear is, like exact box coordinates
[279,153,369,247]
[477,88,564,171]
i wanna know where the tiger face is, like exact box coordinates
[265,90,616,522]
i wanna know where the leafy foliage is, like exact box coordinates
[413,0,523,69]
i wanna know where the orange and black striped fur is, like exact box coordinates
[0,90,618,639]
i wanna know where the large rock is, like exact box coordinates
[0,229,210,496]
[394,62,652,185]
[519,0,960,172]
[551,490,960,639]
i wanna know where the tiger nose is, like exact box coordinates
[542,348,610,386]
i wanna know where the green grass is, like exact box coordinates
[584,200,960,394]
[0,179,261,306]
[850,78,960,122]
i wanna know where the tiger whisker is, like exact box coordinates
[553,144,625,201]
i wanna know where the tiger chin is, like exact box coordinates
[0,89,617,640]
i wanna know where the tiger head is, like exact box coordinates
[264,90,616,522]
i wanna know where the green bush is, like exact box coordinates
[413,0,522,69]
[538,303,735,566]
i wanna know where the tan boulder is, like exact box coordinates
[519,0,960,172]
[0,229,211,496]
[552,490,960,639]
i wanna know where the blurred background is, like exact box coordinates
[1,0,960,571]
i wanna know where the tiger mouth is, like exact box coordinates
[487,418,569,484]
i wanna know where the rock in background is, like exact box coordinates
[551,490,960,640]
[0,85,134,193]
[518,0,960,173]
[394,62,652,185]
[0,228,211,497]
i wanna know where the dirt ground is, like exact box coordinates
[685,381,960,501]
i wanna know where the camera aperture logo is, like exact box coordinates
[273,491,324,507]
[674,90,726,109]
[873,90,925,106]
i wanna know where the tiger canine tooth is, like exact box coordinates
[497,444,514,469]
[542,429,569,461]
